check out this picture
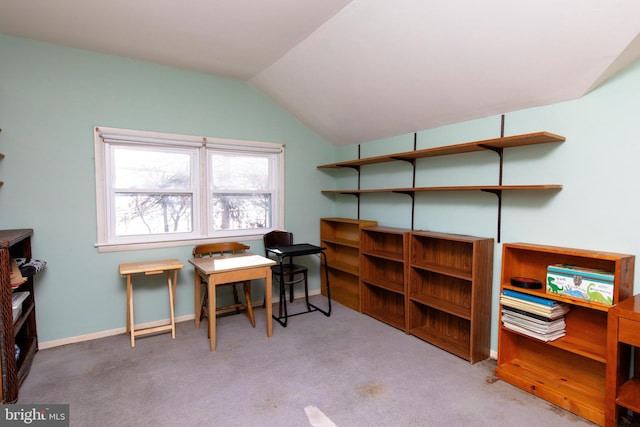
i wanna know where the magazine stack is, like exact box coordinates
[500,289,570,341]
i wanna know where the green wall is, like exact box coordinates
[0,34,335,344]
[3,31,640,354]
[329,59,640,351]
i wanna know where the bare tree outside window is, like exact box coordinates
[113,147,194,236]
[210,153,272,231]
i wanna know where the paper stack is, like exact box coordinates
[500,289,569,342]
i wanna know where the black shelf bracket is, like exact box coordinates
[392,189,416,230]
[391,155,418,229]
[357,145,361,218]
[481,188,503,243]
[402,134,418,230]
[480,115,506,242]
[478,145,504,185]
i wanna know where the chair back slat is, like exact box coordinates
[263,231,294,253]
[193,242,250,258]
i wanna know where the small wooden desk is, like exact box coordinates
[189,254,276,352]
[119,259,184,348]
[606,294,640,426]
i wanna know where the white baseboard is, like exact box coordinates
[39,289,322,350]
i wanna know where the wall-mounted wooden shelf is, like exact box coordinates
[318,128,565,241]
[322,184,562,195]
[317,132,565,169]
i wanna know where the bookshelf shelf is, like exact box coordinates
[501,283,613,312]
[497,356,604,422]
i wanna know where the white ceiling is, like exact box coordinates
[1,0,640,146]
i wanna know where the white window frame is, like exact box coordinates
[94,126,285,252]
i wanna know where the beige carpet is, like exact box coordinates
[18,296,595,426]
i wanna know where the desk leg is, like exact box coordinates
[208,276,216,352]
[308,252,332,317]
[167,270,176,339]
[279,259,288,325]
[126,275,135,348]
[265,267,273,338]
[194,271,201,329]
[273,258,289,327]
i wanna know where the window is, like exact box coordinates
[94,126,284,251]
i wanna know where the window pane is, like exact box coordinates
[211,193,271,230]
[96,126,284,248]
[115,193,193,236]
[210,153,269,191]
[114,147,192,190]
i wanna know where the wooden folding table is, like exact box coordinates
[119,259,184,348]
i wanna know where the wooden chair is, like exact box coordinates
[263,230,309,316]
[193,242,255,331]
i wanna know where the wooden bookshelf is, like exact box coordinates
[0,229,38,403]
[408,231,493,363]
[495,243,635,426]
[320,218,377,311]
[360,226,410,331]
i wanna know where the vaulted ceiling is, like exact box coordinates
[1,0,639,146]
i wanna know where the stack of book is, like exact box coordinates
[500,289,570,341]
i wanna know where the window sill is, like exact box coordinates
[95,233,268,253]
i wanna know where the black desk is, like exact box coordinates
[265,243,330,327]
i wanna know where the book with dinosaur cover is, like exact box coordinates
[546,264,614,305]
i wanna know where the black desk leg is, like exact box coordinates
[278,260,288,327]
[272,251,331,327]
[308,251,331,317]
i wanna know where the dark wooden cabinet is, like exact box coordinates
[0,229,38,403]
